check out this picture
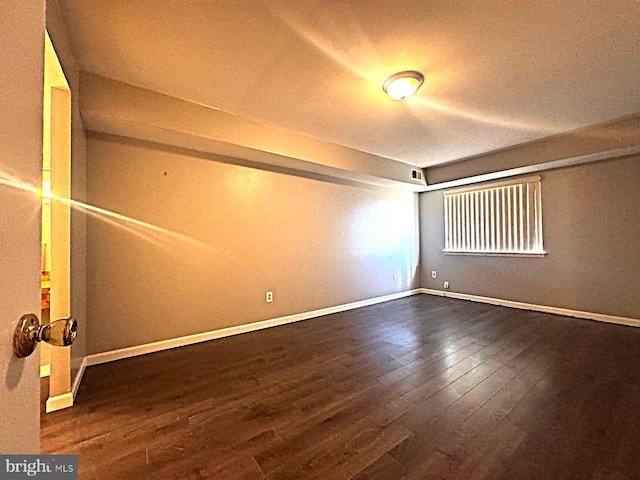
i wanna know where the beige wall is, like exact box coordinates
[420,156,640,319]
[86,134,420,354]
[47,0,88,360]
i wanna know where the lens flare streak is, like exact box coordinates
[0,173,220,256]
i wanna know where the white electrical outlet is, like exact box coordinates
[431,271,437,278]
[444,281,449,289]
[393,273,398,281]
[266,291,273,303]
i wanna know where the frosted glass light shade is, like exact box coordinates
[383,71,424,101]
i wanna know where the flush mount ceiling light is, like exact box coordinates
[382,70,424,101]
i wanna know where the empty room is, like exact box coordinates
[1,1,640,479]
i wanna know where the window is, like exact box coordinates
[444,176,545,256]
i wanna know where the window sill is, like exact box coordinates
[443,251,547,258]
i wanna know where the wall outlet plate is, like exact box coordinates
[393,273,398,281]
[266,291,273,303]
[432,271,437,278]
[444,281,449,289]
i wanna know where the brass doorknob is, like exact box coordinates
[13,313,77,358]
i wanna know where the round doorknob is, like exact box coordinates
[13,313,77,358]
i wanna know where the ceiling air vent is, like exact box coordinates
[411,169,423,181]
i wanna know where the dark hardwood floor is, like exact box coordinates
[41,295,640,479]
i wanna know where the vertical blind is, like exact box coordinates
[444,176,545,255]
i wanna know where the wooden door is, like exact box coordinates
[0,0,46,453]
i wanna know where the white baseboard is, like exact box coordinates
[420,288,640,328]
[45,392,73,413]
[40,358,86,413]
[71,357,88,401]
[84,289,422,367]
[65,287,640,404]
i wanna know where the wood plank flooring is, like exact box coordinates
[41,295,640,479]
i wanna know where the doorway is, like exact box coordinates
[40,31,73,413]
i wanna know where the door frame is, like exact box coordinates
[42,30,73,413]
